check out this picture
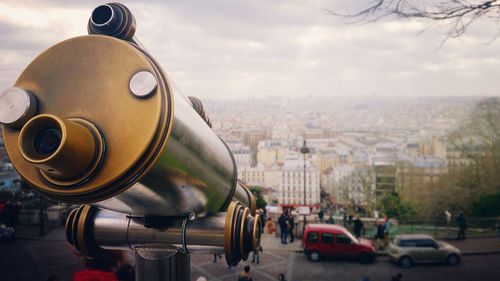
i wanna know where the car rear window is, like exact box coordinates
[307,231,319,243]
[321,232,334,244]
[398,239,417,247]
[416,239,438,248]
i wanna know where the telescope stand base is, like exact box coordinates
[135,246,190,281]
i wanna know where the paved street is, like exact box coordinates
[1,227,500,281]
[190,251,500,281]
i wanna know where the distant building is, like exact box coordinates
[314,150,340,174]
[278,154,320,206]
[372,157,397,199]
[257,139,286,167]
[239,164,265,187]
[396,156,448,203]
[231,145,252,167]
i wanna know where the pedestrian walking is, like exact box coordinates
[252,245,263,264]
[278,212,288,244]
[445,210,452,239]
[343,212,348,227]
[353,216,364,238]
[383,215,391,246]
[213,253,222,262]
[260,209,267,234]
[238,265,253,281]
[288,215,295,243]
[456,212,468,240]
[278,273,286,281]
[375,221,385,250]
[318,209,324,223]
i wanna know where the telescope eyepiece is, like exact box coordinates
[18,114,105,186]
[88,3,136,40]
[34,128,62,157]
[91,5,114,26]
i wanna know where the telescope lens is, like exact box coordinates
[34,128,62,156]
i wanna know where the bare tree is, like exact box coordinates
[329,1,500,41]
[453,97,500,191]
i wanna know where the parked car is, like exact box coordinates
[303,224,376,262]
[387,234,461,268]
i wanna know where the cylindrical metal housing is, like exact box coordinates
[66,203,261,266]
[2,34,251,216]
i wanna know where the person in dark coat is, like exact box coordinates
[456,212,468,240]
[318,209,324,223]
[353,216,364,238]
[375,221,385,249]
[278,212,288,244]
[260,209,267,234]
[288,215,295,243]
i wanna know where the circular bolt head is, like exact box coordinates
[0,87,37,128]
[129,70,158,98]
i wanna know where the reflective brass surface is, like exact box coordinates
[2,34,249,216]
[3,35,170,202]
[18,114,104,185]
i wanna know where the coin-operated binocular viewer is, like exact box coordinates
[0,3,261,280]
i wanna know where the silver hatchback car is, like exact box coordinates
[387,234,461,268]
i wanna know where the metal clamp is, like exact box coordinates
[179,212,195,254]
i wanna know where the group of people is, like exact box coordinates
[277,211,295,244]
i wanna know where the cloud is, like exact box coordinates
[1,1,500,99]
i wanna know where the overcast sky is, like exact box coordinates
[1,0,500,100]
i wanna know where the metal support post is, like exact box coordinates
[135,246,190,281]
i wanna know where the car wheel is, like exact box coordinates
[398,256,412,268]
[359,252,375,263]
[309,251,320,262]
[447,254,460,266]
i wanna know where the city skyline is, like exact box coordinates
[1,1,500,99]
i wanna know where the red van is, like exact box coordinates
[303,224,376,262]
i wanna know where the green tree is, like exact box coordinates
[379,192,415,220]
[471,192,500,217]
[249,186,267,210]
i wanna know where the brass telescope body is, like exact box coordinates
[0,2,260,269]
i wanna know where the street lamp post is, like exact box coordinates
[300,140,310,236]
